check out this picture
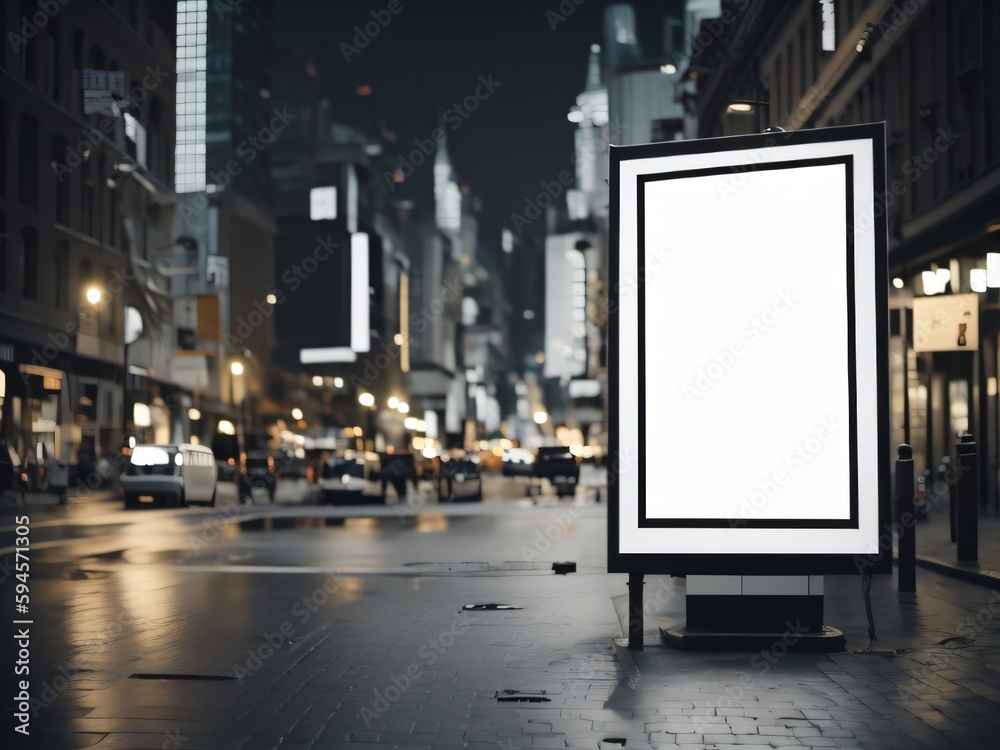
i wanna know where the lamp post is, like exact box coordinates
[230,359,244,443]
[359,392,376,452]
[121,305,143,443]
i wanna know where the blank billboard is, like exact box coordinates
[608,124,890,575]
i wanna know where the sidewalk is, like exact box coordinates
[913,504,1000,588]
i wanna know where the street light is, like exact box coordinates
[122,305,143,440]
[230,359,245,448]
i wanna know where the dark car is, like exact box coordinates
[501,447,535,477]
[319,453,384,505]
[532,447,580,497]
[439,455,482,502]
[242,450,277,501]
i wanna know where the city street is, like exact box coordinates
[2,475,1000,749]
[3,1,1000,748]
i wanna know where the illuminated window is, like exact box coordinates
[820,0,836,53]
[174,1,207,193]
[310,186,337,220]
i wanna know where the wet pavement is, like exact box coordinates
[1,476,999,749]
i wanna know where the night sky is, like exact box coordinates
[274,0,677,250]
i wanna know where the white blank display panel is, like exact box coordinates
[643,163,851,522]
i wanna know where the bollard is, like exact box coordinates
[955,433,978,562]
[895,444,916,592]
[627,572,644,651]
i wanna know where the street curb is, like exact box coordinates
[916,554,1000,589]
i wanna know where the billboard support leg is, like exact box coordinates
[896,444,916,592]
[628,572,644,650]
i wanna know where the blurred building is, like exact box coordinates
[458,188,511,448]
[270,53,470,458]
[539,2,698,459]
[171,0,278,452]
[687,0,1000,511]
[268,84,394,450]
[0,0,177,489]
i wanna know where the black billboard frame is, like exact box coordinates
[607,122,891,577]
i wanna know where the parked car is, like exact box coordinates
[532,446,580,497]
[439,454,483,502]
[502,447,535,477]
[319,452,384,505]
[242,450,277,501]
[121,443,217,508]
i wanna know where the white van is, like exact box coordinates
[121,443,217,508]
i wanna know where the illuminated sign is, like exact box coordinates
[608,123,890,575]
[912,293,978,352]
